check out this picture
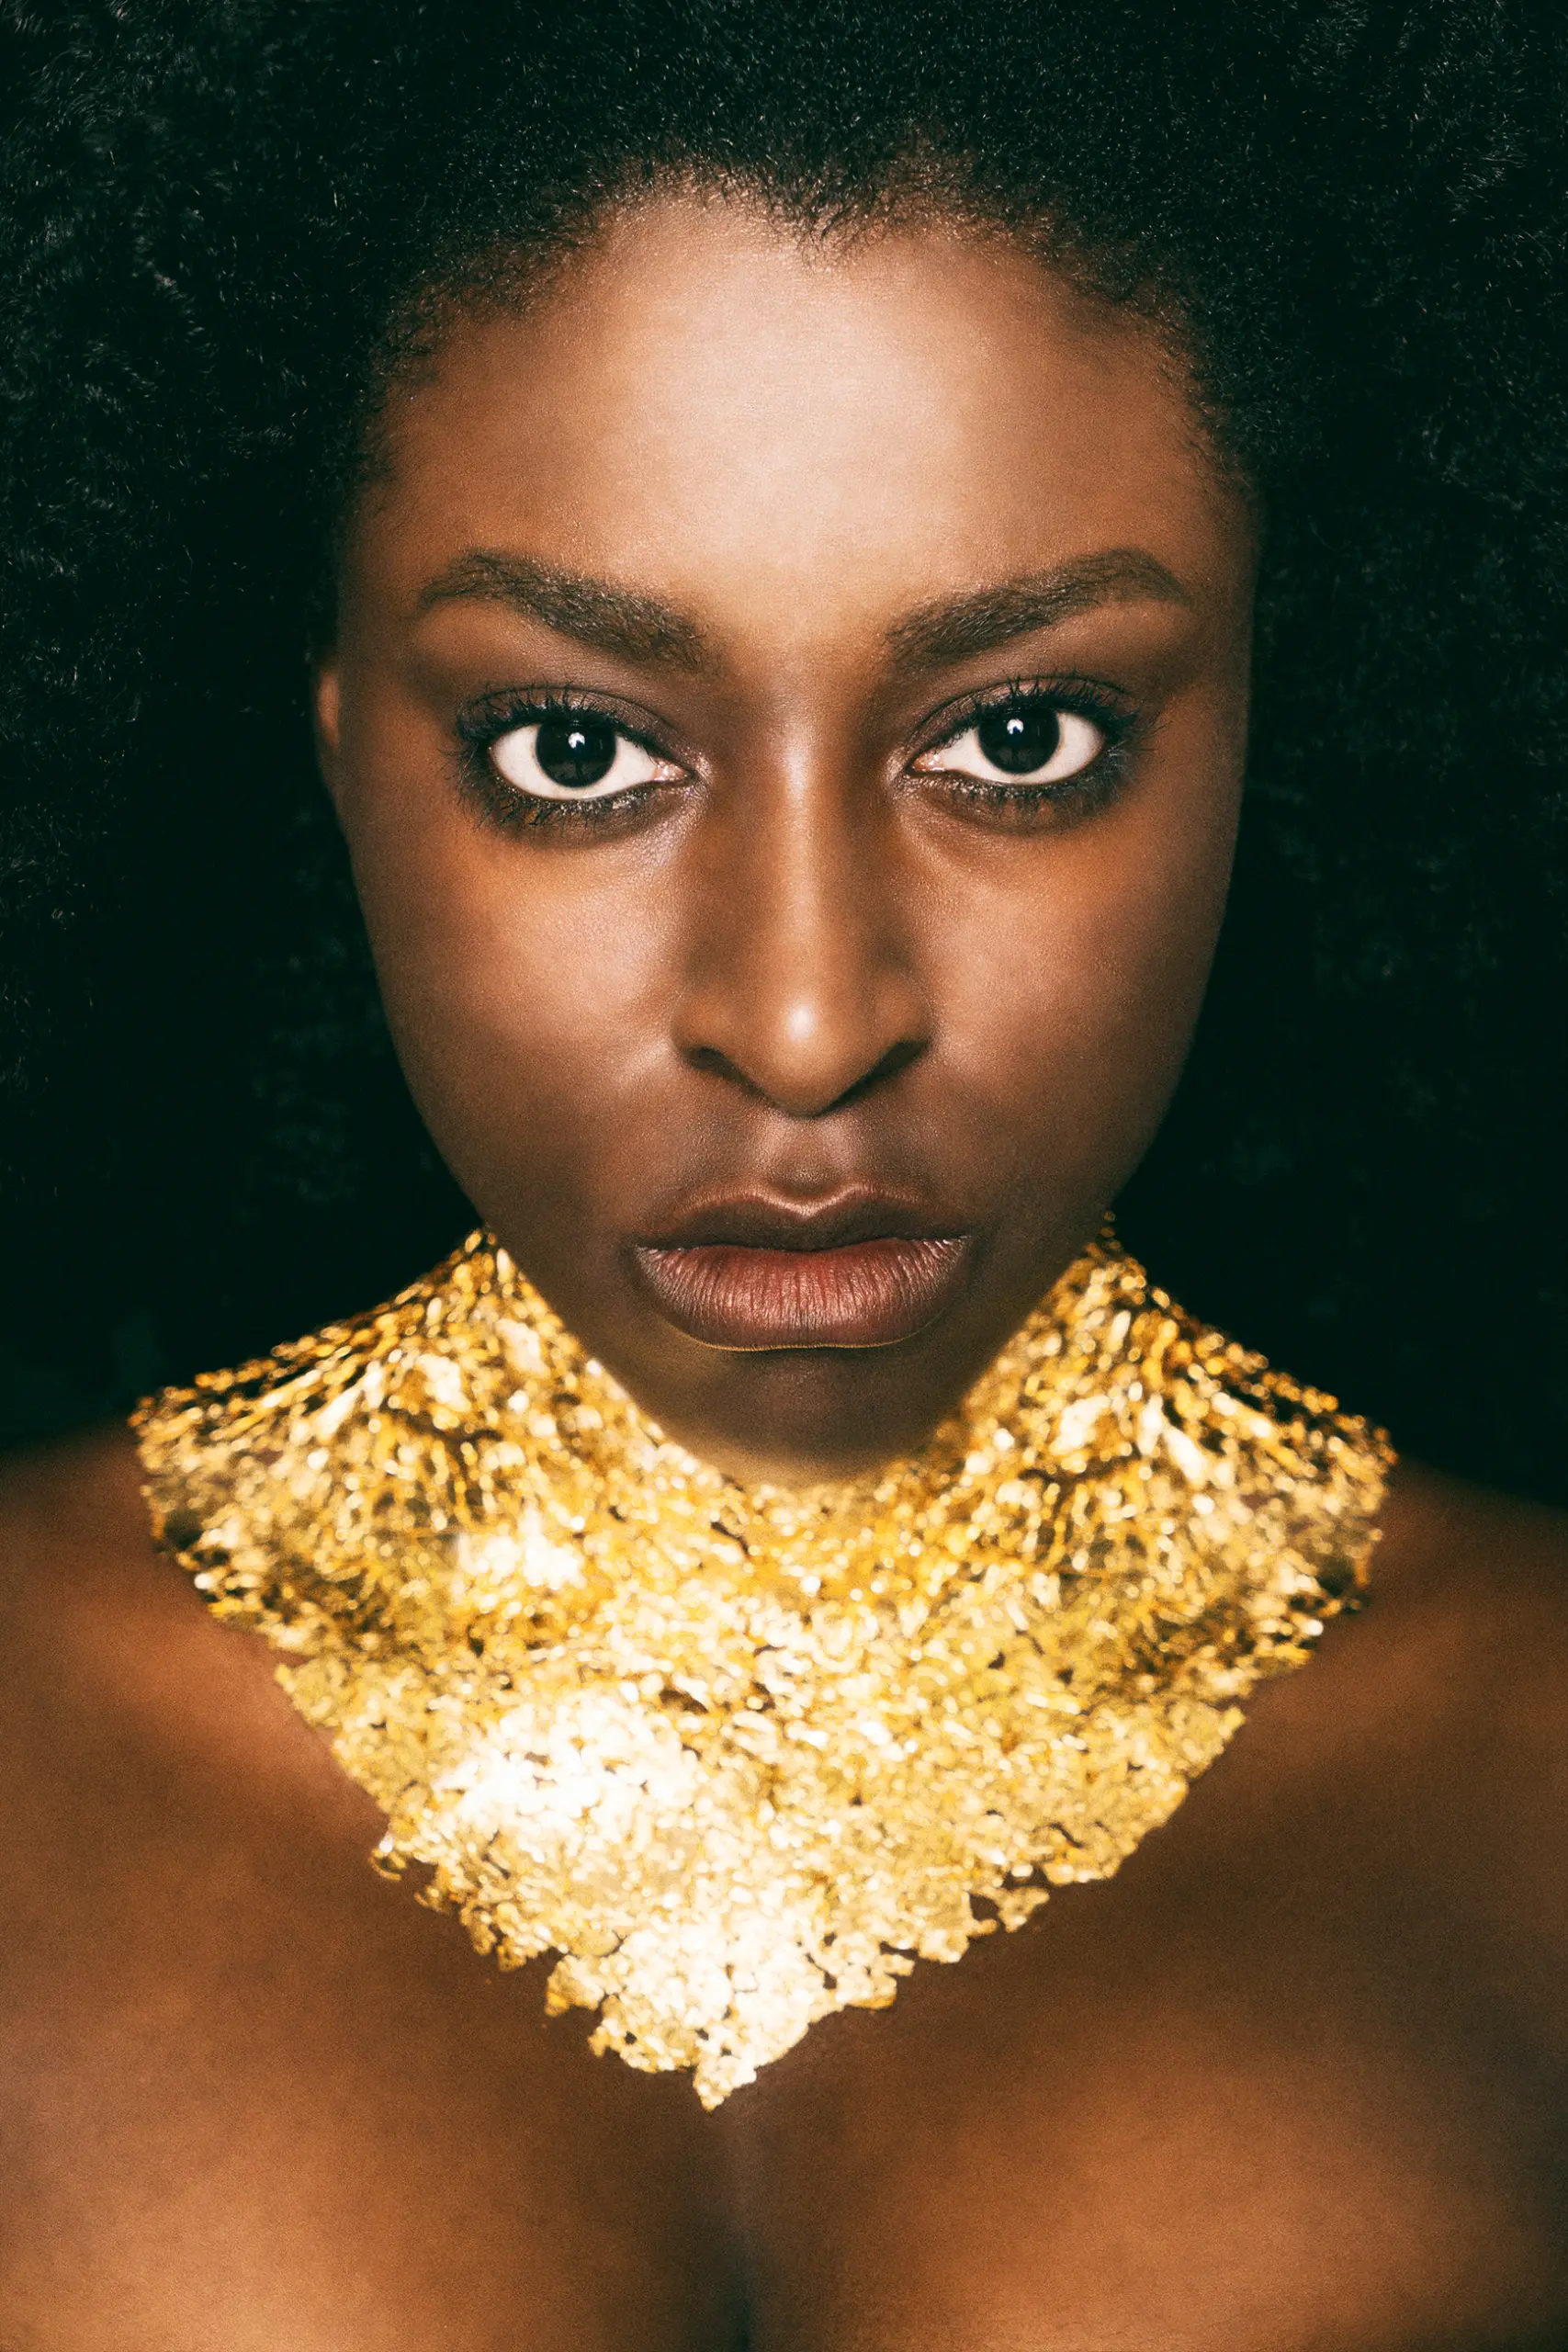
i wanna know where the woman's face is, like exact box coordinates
[317,198,1256,1483]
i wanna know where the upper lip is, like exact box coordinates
[635,1185,965,1254]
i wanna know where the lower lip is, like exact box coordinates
[633,1236,971,1350]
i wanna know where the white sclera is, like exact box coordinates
[916,707,1103,786]
[491,721,673,802]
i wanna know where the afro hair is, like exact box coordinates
[2,0,1565,1495]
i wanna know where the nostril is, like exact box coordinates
[683,1043,765,1096]
[671,849,934,1116]
[681,1031,927,1116]
[827,1035,926,1111]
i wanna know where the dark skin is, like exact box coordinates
[315,200,1252,1482]
[2,197,1567,2349]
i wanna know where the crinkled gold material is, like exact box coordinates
[134,1231,1390,2107]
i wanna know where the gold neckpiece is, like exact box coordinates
[135,1230,1390,2107]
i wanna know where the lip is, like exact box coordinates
[630,1190,975,1350]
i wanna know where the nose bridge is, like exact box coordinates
[673,740,930,1117]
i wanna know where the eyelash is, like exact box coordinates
[455,679,1139,833]
[909,678,1138,820]
[455,690,669,832]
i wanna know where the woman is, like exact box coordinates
[2,1,1566,2342]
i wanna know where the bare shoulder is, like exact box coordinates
[0,1420,370,1853]
[0,1417,153,1627]
[1316,1459,1568,2016]
[0,1417,158,1567]
[0,1419,193,1672]
[1381,1456,1568,1794]
[1328,1458,1568,1787]
[1371,1456,1568,1681]
[0,1424,214,1805]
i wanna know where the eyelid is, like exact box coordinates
[915,708,1105,789]
[490,721,677,802]
[457,684,693,766]
[897,676,1141,828]
[453,676,1138,838]
[908,674,1134,761]
[454,685,694,831]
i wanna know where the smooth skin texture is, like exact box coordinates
[2,197,1567,2350]
[315,199,1255,1482]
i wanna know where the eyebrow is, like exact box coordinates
[885,548,1190,676]
[415,542,1189,680]
[417,550,711,673]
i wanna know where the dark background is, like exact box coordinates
[3,0,1564,1503]
[3,737,1562,1502]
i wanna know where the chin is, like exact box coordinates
[653,1346,961,1487]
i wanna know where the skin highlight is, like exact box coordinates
[315,197,1257,1483]
[5,172,1568,2352]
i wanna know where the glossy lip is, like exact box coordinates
[629,1189,976,1351]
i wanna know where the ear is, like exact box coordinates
[311,657,344,812]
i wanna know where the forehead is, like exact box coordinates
[350,197,1249,643]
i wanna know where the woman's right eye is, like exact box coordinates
[489,711,682,802]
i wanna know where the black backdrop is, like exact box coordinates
[3,0,1565,1504]
[3,757,1563,1504]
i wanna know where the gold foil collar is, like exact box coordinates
[134,1232,1391,2107]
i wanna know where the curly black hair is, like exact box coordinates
[2,0,1565,1496]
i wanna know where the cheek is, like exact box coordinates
[339,750,676,1190]
[334,662,1245,1248]
[931,765,1240,1187]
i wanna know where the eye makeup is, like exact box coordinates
[453,673,1143,836]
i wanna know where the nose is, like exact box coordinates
[671,752,932,1118]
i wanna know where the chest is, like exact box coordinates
[722,1881,1568,2352]
[3,1736,1564,2352]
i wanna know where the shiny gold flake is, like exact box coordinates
[134,1230,1391,2108]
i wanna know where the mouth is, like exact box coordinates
[630,1191,975,1351]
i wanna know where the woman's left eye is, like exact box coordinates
[911,700,1106,787]
[489,711,681,802]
